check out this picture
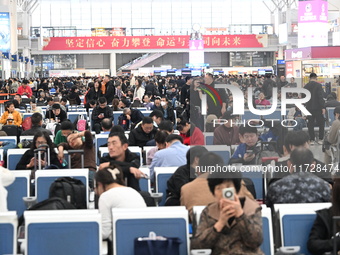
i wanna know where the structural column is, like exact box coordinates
[110,52,116,76]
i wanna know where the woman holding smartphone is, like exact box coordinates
[16,131,62,170]
[191,170,263,255]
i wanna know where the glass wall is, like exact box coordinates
[32,0,271,36]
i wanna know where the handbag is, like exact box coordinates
[134,231,181,255]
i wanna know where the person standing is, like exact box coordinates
[304,73,326,145]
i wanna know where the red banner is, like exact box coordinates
[42,34,268,51]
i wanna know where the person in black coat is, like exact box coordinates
[67,86,81,105]
[128,117,157,147]
[103,75,115,105]
[86,80,103,103]
[307,178,340,255]
[45,103,67,123]
[16,131,62,170]
[165,146,208,206]
[99,132,145,191]
[304,73,326,144]
[91,97,113,134]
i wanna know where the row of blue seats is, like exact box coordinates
[4,202,324,255]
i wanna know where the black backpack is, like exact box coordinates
[18,197,76,226]
[49,177,87,209]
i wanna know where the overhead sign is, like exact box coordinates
[42,34,268,50]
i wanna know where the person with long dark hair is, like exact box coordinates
[95,165,146,239]
[16,131,62,170]
[308,177,340,254]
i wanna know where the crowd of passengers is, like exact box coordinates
[1,72,340,254]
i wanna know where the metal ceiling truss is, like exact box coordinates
[17,0,39,13]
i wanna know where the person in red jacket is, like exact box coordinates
[177,119,205,145]
[17,79,33,98]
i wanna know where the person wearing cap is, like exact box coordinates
[17,79,33,98]
[213,111,240,146]
[324,105,340,165]
[45,103,67,123]
[304,73,326,145]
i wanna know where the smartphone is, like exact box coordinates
[222,187,235,201]
[246,150,254,155]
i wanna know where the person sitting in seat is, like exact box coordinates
[21,112,52,136]
[266,148,331,208]
[0,101,22,127]
[57,130,96,187]
[16,131,62,170]
[229,125,260,165]
[190,169,263,255]
[95,165,146,240]
[307,177,340,255]
[99,132,145,191]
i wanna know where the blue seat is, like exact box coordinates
[0,136,17,146]
[141,110,152,117]
[35,169,89,205]
[242,110,261,121]
[23,112,34,120]
[112,207,189,255]
[0,212,18,255]
[95,134,109,164]
[239,166,263,199]
[7,148,30,170]
[204,132,214,145]
[276,204,332,255]
[6,170,30,216]
[113,111,123,126]
[67,112,88,124]
[139,167,151,192]
[265,110,282,120]
[25,210,101,255]
[155,167,178,206]
[327,107,335,124]
[204,145,231,164]
[261,205,274,255]
[281,213,316,255]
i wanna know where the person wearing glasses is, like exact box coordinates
[16,131,62,170]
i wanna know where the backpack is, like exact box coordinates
[18,197,76,226]
[49,177,87,209]
[76,115,87,131]
[22,117,32,131]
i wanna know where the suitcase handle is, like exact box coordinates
[68,149,84,154]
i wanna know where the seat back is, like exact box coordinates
[35,169,89,207]
[261,205,274,255]
[113,111,123,126]
[0,135,17,145]
[112,207,189,255]
[204,145,231,164]
[139,167,151,193]
[95,134,109,164]
[67,112,88,124]
[7,148,30,170]
[204,132,214,145]
[25,210,101,255]
[0,211,18,255]
[6,170,31,216]
[155,167,178,206]
[278,203,331,255]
